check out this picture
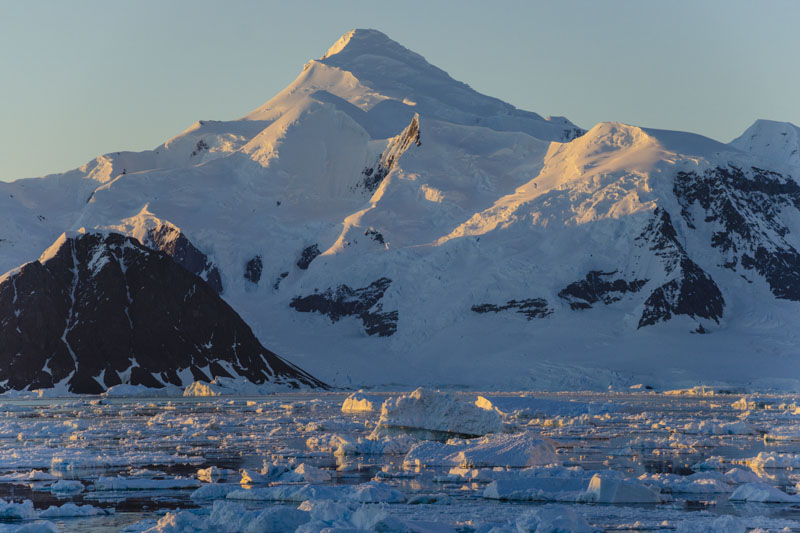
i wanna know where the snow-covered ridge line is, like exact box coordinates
[0,28,799,392]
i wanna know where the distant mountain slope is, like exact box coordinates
[0,232,325,393]
[1,29,799,391]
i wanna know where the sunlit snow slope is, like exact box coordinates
[2,29,799,392]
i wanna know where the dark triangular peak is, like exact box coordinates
[0,232,325,394]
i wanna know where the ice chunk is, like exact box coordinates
[341,390,382,413]
[295,500,411,533]
[197,466,237,483]
[93,475,201,491]
[142,510,204,532]
[371,388,502,439]
[729,482,800,503]
[190,483,238,501]
[348,481,406,503]
[515,505,599,533]
[0,498,35,519]
[206,500,309,533]
[183,381,221,397]
[724,468,761,484]
[483,475,589,502]
[452,433,557,468]
[38,503,113,517]
[278,463,332,483]
[744,452,800,469]
[49,479,84,493]
[638,472,732,495]
[404,432,557,469]
[580,471,662,503]
[28,470,58,481]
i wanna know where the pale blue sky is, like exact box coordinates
[2,0,798,180]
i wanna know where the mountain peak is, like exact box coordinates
[730,119,800,172]
[320,29,428,67]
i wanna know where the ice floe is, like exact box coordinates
[371,388,502,438]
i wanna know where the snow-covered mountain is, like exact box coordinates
[2,29,799,392]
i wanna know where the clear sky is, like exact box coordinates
[2,0,798,181]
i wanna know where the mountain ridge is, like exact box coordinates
[1,29,799,392]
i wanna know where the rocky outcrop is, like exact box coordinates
[244,255,263,284]
[559,271,648,310]
[290,277,398,336]
[472,298,552,320]
[143,223,223,294]
[635,209,724,328]
[296,244,321,270]
[358,115,421,193]
[0,232,325,394]
[675,165,800,300]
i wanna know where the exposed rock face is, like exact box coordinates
[471,299,552,320]
[359,115,421,193]
[143,223,223,294]
[559,271,648,310]
[675,165,800,300]
[296,244,321,270]
[244,255,263,284]
[0,232,325,394]
[635,209,725,328]
[290,277,398,336]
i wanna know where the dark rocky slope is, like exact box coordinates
[0,232,325,394]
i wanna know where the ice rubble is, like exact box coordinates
[371,388,502,438]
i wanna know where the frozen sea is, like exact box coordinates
[0,390,799,532]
